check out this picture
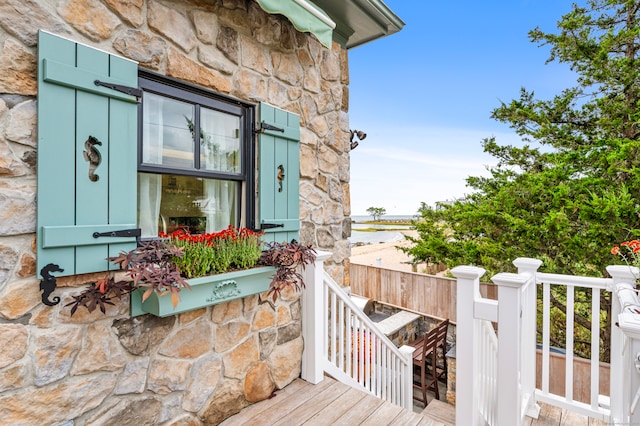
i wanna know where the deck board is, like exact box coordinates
[359,401,406,425]
[221,376,609,425]
[330,389,386,424]
[388,409,426,426]
[421,399,455,425]
[303,387,369,425]
[271,380,350,426]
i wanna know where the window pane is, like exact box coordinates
[200,107,241,173]
[142,92,195,168]
[138,172,238,237]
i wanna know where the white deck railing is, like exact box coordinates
[300,251,415,410]
[453,258,638,426]
[535,270,611,418]
[477,319,498,424]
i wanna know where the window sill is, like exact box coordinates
[130,266,276,317]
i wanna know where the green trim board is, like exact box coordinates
[256,0,335,48]
[130,266,276,317]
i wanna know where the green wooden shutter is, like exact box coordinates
[37,31,138,277]
[258,103,300,243]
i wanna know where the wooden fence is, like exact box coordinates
[349,264,497,323]
[349,263,611,403]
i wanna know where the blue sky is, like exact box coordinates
[348,1,579,216]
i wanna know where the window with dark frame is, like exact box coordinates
[137,72,255,238]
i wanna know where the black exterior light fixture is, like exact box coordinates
[350,129,366,150]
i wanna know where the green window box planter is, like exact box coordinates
[130,266,276,317]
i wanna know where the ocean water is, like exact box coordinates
[349,215,415,245]
[351,215,416,222]
[349,230,406,245]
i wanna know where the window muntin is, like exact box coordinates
[138,74,253,238]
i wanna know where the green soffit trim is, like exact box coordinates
[256,0,336,49]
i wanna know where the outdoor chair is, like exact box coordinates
[408,318,449,406]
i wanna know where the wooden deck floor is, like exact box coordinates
[221,377,609,426]
[220,377,446,425]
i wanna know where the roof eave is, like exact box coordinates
[311,0,405,49]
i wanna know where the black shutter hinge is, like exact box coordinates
[255,122,285,134]
[260,223,284,230]
[93,228,142,239]
[94,80,142,101]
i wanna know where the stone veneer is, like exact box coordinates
[0,0,352,424]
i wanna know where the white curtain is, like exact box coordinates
[201,108,239,231]
[139,94,164,237]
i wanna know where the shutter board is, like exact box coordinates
[42,59,139,103]
[42,224,138,248]
[75,43,111,274]
[37,31,138,277]
[258,103,301,243]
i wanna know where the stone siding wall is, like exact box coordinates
[0,0,351,424]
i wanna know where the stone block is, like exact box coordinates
[112,315,175,356]
[276,305,292,325]
[6,100,36,148]
[0,324,28,368]
[251,303,275,331]
[71,322,127,375]
[105,0,144,27]
[276,321,300,345]
[147,358,191,394]
[223,336,258,379]
[217,26,239,64]
[34,327,82,386]
[272,51,302,85]
[233,69,267,101]
[16,253,35,278]
[115,358,149,395]
[0,39,36,96]
[215,320,250,353]
[85,397,162,426]
[57,0,121,42]
[192,10,218,45]
[212,298,243,323]
[0,0,72,46]
[158,320,212,359]
[267,336,302,389]
[113,30,166,70]
[199,379,247,425]
[0,372,117,425]
[182,355,222,412]
[148,0,196,53]
[258,328,276,360]
[244,361,274,402]
[167,48,231,93]
[179,307,206,324]
[0,244,18,289]
[0,361,28,391]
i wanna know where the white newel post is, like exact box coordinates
[451,265,487,426]
[606,264,640,425]
[491,271,530,426]
[514,258,543,419]
[301,250,332,384]
[399,345,416,410]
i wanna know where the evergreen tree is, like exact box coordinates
[406,0,640,278]
[404,1,640,361]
